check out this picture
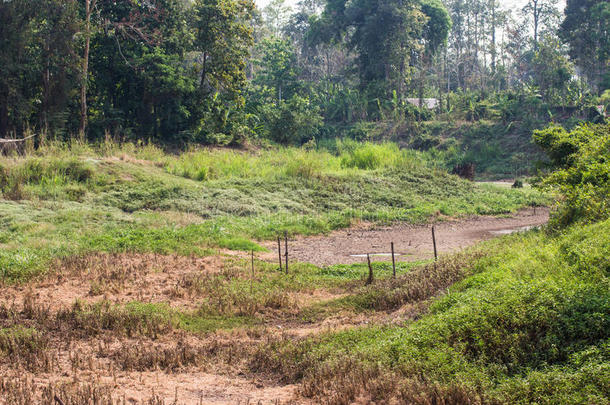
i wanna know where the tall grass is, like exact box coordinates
[164,141,439,182]
[0,139,549,282]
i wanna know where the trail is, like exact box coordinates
[261,207,549,266]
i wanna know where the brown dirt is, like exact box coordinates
[0,253,227,312]
[0,208,549,404]
[260,207,549,267]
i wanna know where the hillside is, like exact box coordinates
[0,130,608,403]
[0,141,547,282]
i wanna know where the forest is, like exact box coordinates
[1,0,608,177]
[0,0,608,404]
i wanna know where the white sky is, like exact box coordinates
[255,0,566,14]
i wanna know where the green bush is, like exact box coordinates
[264,95,323,145]
[258,219,610,403]
[534,123,610,226]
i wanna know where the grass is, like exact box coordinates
[0,140,548,282]
[0,139,605,404]
[0,326,50,371]
[251,219,610,404]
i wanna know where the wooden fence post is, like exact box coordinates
[391,242,396,278]
[250,250,254,294]
[366,253,373,285]
[284,231,288,274]
[277,235,283,272]
[431,226,438,261]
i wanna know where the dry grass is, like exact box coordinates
[103,338,219,372]
[298,355,493,405]
[0,377,168,405]
[0,326,52,372]
[356,251,485,311]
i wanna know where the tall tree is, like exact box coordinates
[193,0,255,99]
[79,0,97,139]
[37,0,80,135]
[560,0,610,92]
[313,0,430,97]
[0,0,36,137]
[521,0,559,48]
[254,36,299,102]
[418,0,451,102]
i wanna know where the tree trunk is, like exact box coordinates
[491,0,496,76]
[79,0,93,141]
[0,87,8,138]
[42,39,50,135]
[200,52,208,89]
[533,0,539,48]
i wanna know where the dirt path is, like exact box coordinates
[261,207,549,267]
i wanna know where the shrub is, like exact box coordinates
[265,95,323,145]
[512,179,523,188]
[534,123,610,226]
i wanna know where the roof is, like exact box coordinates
[406,98,439,109]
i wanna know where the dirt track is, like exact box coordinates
[261,207,549,266]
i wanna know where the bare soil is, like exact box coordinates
[0,253,227,312]
[0,208,549,404]
[260,207,549,267]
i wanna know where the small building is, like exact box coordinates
[406,98,439,109]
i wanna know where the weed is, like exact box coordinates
[249,220,610,403]
[0,326,51,371]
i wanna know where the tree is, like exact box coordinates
[0,0,37,137]
[79,0,96,139]
[559,0,610,92]
[254,36,299,102]
[192,0,255,100]
[37,0,80,135]
[529,35,574,104]
[521,0,559,48]
[261,0,292,37]
[417,0,452,103]
[313,0,429,97]
[0,0,80,138]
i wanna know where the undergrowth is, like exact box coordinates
[0,140,548,282]
[251,220,610,404]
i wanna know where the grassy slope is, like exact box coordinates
[0,141,547,281]
[259,220,610,404]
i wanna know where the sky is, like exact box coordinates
[254,0,567,13]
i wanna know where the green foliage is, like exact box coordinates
[253,36,300,102]
[313,0,432,96]
[0,141,548,281]
[256,220,610,403]
[0,158,94,200]
[559,0,610,92]
[263,95,323,145]
[529,36,576,104]
[534,123,609,226]
[339,142,403,170]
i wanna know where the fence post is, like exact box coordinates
[391,242,396,278]
[431,226,438,261]
[277,235,283,272]
[284,231,288,274]
[250,250,254,294]
[366,253,373,285]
